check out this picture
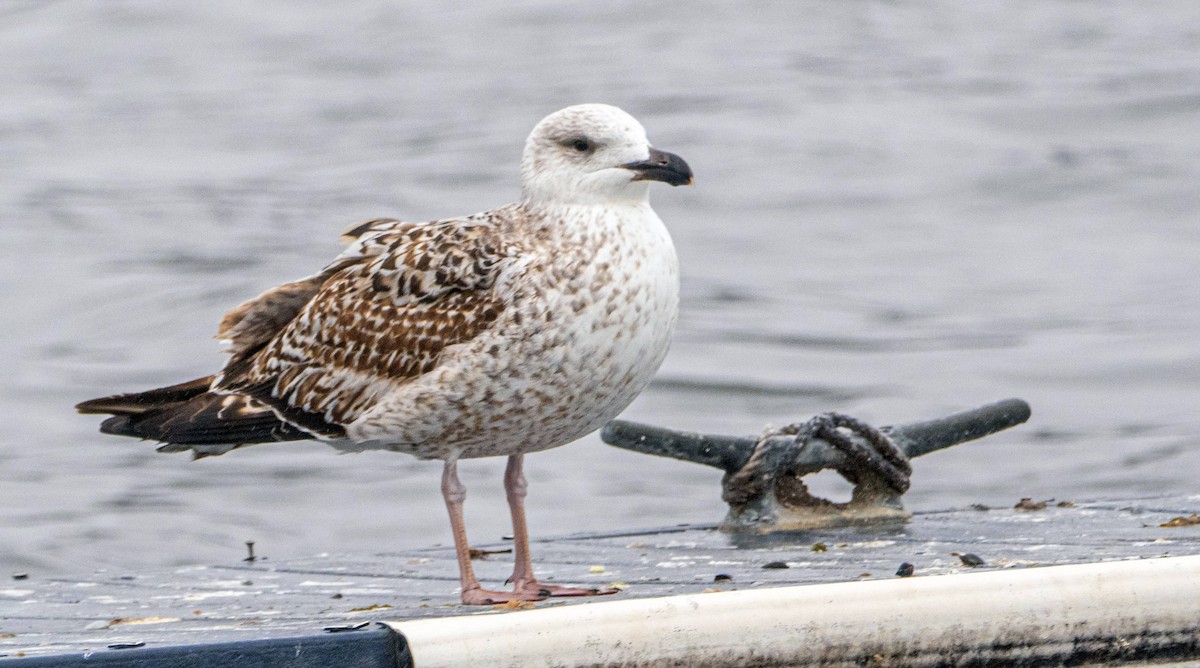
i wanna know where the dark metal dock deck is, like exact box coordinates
[4,495,1200,666]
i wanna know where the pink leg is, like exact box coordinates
[505,454,618,598]
[441,458,546,605]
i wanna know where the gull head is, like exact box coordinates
[520,103,692,208]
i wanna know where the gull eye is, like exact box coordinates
[568,137,593,153]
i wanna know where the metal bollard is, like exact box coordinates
[601,399,1032,533]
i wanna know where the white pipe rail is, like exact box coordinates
[387,555,1200,667]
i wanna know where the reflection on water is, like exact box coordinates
[2,1,1199,574]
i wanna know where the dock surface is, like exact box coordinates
[4,494,1200,664]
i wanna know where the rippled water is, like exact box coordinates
[2,1,1199,574]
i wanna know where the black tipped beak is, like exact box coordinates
[623,148,693,186]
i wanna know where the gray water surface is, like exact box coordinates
[2,1,1199,576]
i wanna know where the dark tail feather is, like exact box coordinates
[76,376,216,416]
[98,414,137,437]
[79,379,314,450]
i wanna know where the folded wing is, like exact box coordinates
[77,213,517,452]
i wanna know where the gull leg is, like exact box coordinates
[505,454,617,598]
[441,457,545,605]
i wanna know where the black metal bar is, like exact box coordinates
[886,398,1031,459]
[601,398,1031,474]
[599,421,757,473]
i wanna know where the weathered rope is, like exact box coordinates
[722,412,911,506]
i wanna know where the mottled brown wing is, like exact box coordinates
[216,218,406,357]
[216,272,336,357]
[338,217,409,245]
[214,215,516,434]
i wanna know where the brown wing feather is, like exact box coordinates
[216,274,333,356]
[339,217,407,245]
[216,219,406,357]
[216,213,517,431]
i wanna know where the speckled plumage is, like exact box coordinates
[81,104,685,461]
[214,200,678,461]
[79,104,692,604]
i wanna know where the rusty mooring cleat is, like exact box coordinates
[601,398,1031,533]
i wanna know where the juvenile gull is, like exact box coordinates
[77,104,693,605]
